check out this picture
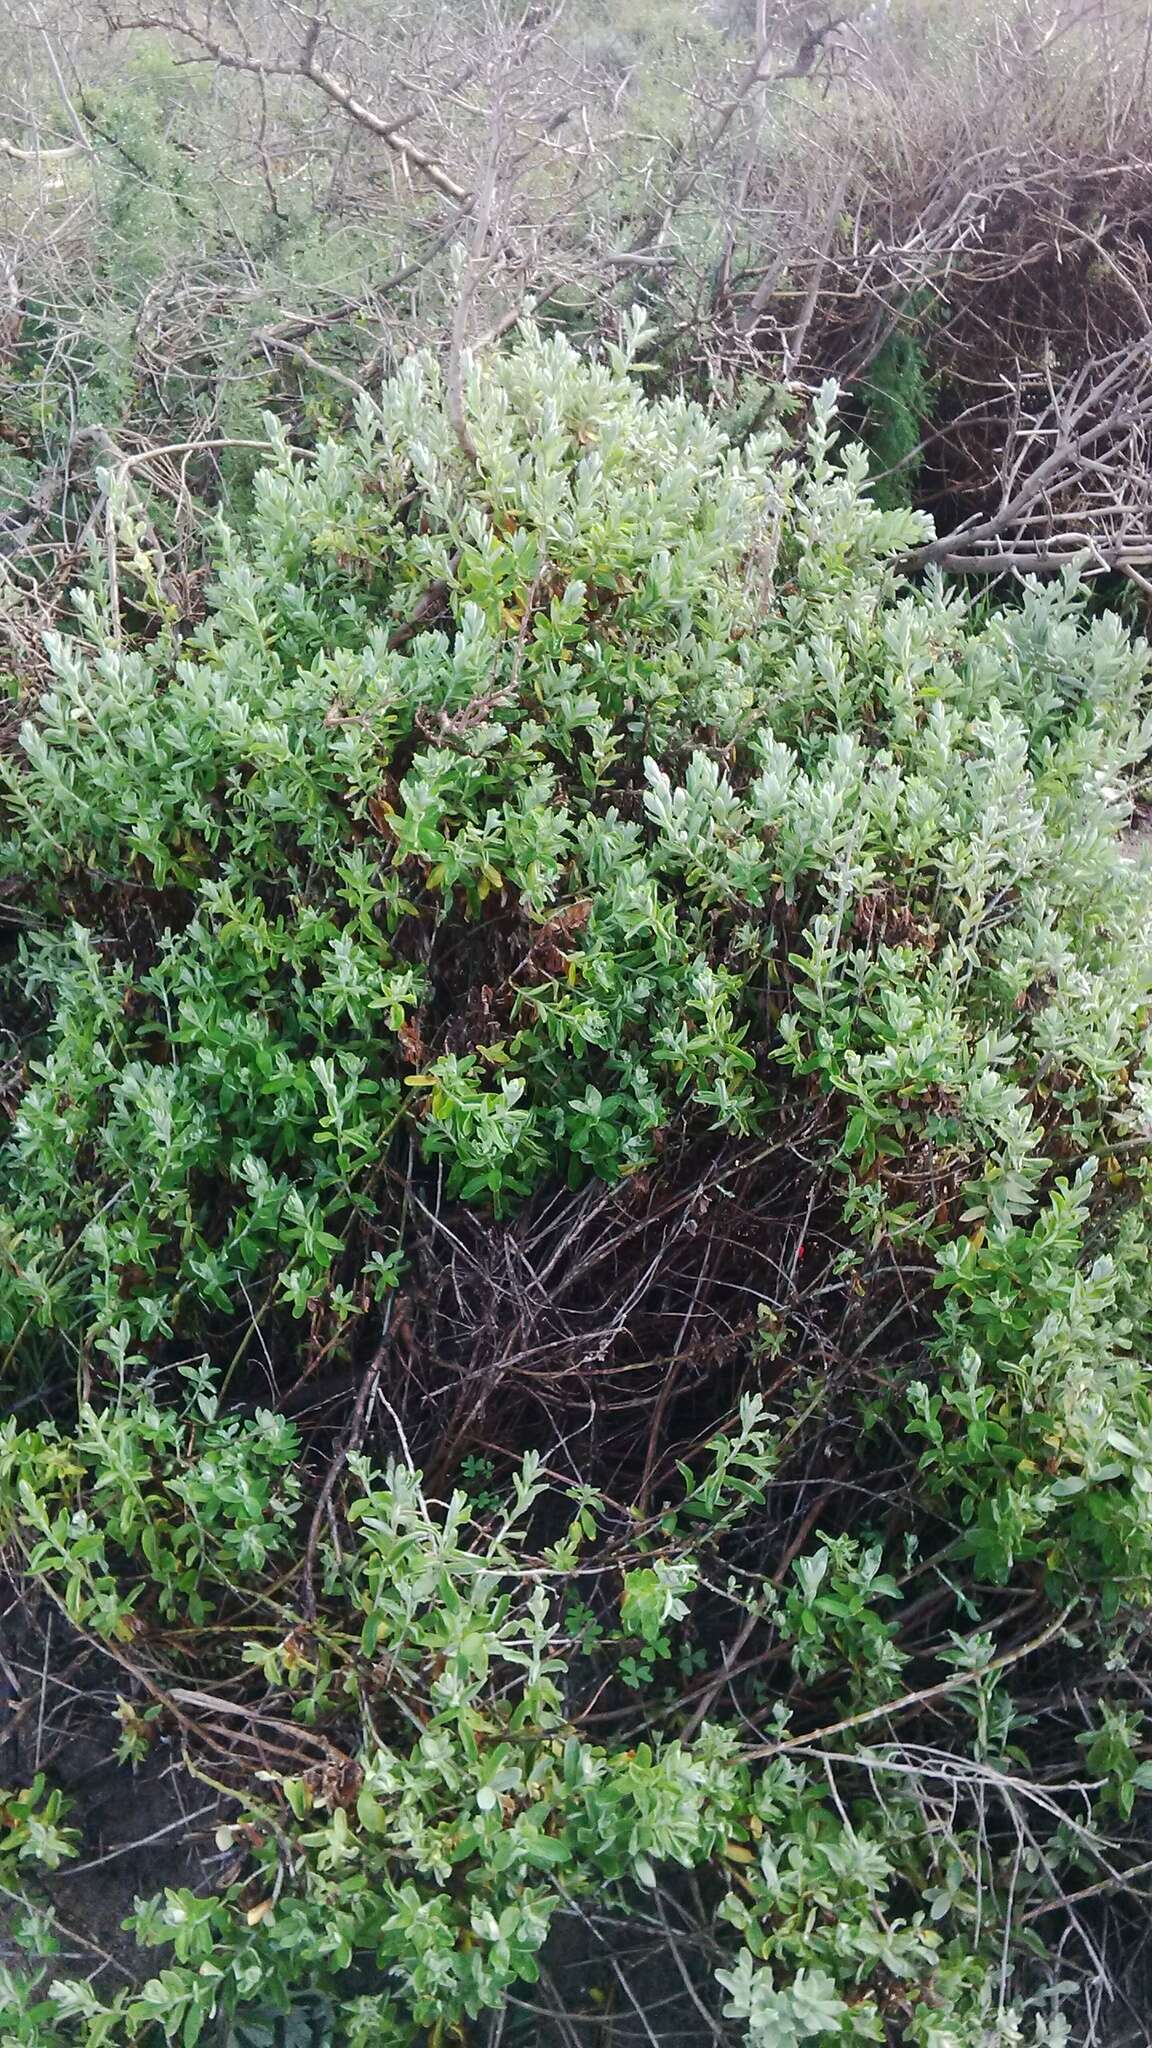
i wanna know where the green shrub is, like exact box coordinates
[6,327,1149,1347]
[855,319,935,513]
[2,324,1152,2042]
[0,1409,1074,2047]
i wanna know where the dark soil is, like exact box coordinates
[0,1577,220,1996]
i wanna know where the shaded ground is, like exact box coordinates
[0,1577,219,1997]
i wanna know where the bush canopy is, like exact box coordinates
[3,328,1152,2044]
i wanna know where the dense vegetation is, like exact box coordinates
[4,3,1152,2044]
[1,323,1152,2042]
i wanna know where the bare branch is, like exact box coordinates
[103,9,472,206]
[0,136,84,162]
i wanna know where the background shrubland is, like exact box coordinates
[3,4,1152,2046]
[4,0,1152,593]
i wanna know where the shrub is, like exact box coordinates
[2,325,1152,2041]
[0,1411,1076,2047]
[855,318,934,512]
